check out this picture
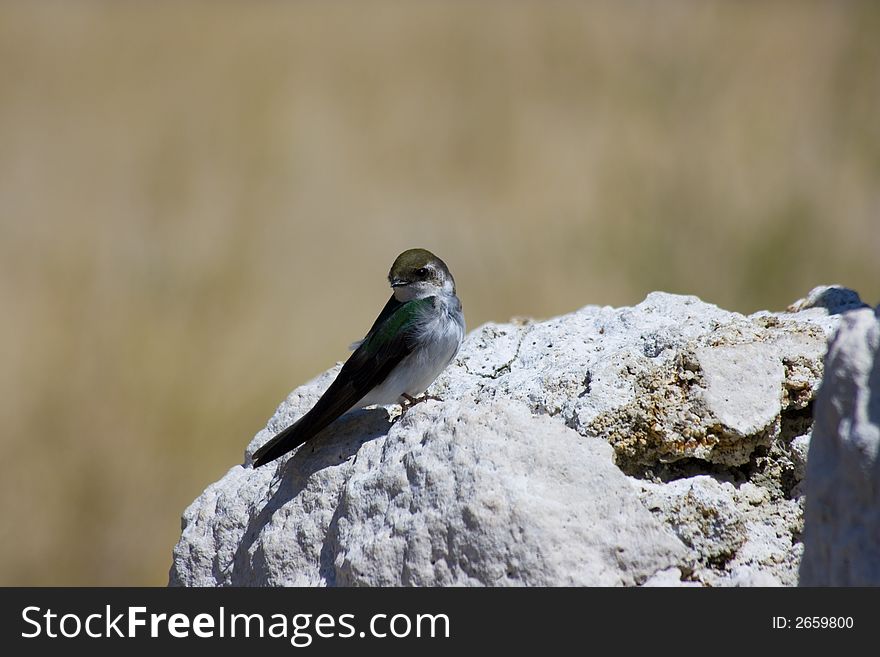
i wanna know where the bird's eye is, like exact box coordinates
[416,267,429,278]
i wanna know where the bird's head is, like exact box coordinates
[388,248,456,301]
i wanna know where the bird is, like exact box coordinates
[251,248,465,468]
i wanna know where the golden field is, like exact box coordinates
[0,2,878,585]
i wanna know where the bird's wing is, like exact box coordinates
[348,294,402,350]
[252,296,434,467]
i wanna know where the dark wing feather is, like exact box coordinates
[361,294,403,342]
[251,297,432,467]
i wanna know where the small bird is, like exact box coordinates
[252,248,465,468]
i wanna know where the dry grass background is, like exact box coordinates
[1,2,878,585]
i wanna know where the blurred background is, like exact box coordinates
[1,1,878,585]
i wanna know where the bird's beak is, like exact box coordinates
[390,278,408,288]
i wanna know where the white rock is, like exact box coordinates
[641,567,701,587]
[800,306,880,585]
[170,400,687,586]
[169,288,858,587]
[526,293,836,468]
[789,434,810,483]
[786,285,869,315]
[726,565,782,587]
[695,343,783,442]
[636,476,744,565]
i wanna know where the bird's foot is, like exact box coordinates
[402,392,443,407]
[394,392,443,420]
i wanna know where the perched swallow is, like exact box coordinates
[252,248,465,467]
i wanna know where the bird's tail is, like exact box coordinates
[251,417,312,468]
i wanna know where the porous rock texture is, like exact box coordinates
[799,305,880,585]
[170,286,864,587]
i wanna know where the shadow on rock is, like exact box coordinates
[226,407,391,585]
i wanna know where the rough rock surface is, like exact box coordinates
[170,286,860,587]
[171,400,686,586]
[800,306,880,585]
